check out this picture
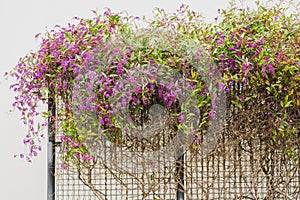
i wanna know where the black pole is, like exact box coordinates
[47,96,56,200]
[176,148,185,200]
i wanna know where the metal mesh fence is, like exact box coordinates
[51,79,300,200]
[53,133,300,200]
[184,136,300,200]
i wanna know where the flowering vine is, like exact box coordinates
[7,1,299,166]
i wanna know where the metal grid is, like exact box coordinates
[184,136,300,200]
[54,145,178,200]
[53,133,300,200]
[51,83,300,200]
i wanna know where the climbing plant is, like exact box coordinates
[7,0,299,168]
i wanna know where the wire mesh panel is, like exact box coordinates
[51,70,300,200]
[54,133,300,200]
[184,136,300,200]
[55,145,178,200]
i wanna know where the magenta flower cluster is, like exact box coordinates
[7,2,299,165]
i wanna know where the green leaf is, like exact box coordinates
[231,100,242,109]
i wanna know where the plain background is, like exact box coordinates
[0,0,275,199]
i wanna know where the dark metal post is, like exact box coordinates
[176,148,185,200]
[47,96,56,200]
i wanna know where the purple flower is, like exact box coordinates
[178,114,184,122]
[218,83,226,91]
[208,111,216,120]
[220,54,226,60]
[268,65,275,74]
[61,163,68,169]
[99,118,105,125]
[72,142,79,148]
[242,62,250,73]
[216,40,224,45]
[235,43,241,49]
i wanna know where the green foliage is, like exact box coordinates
[7,1,299,164]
